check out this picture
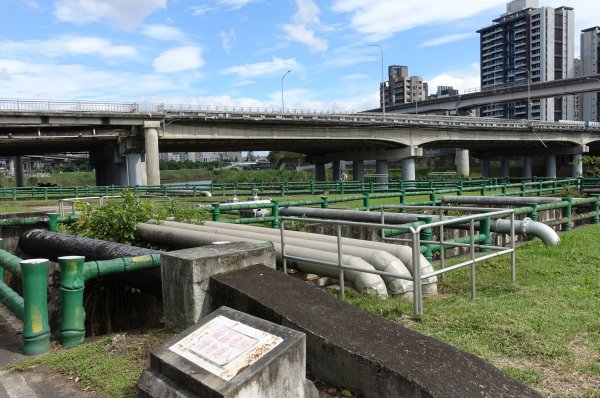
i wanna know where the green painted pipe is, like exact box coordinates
[428,233,487,252]
[562,198,573,231]
[82,254,160,280]
[0,279,24,320]
[59,256,86,348]
[21,258,51,355]
[0,249,23,277]
[47,213,59,232]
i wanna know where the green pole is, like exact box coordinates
[211,203,221,222]
[271,201,280,229]
[562,198,573,231]
[519,183,525,197]
[321,196,329,209]
[59,256,86,348]
[47,212,59,232]
[528,204,538,222]
[593,195,600,224]
[21,258,51,355]
[418,216,433,263]
[429,192,436,206]
[0,238,3,283]
[479,216,491,252]
[363,193,370,210]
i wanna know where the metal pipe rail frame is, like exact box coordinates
[279,206,516,317]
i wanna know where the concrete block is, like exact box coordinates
[161,242,276,330]
[137,306,316,398]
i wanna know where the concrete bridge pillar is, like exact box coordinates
[455,149,470,177]
[522,156,533,180]
[375,160,388,176]
[352,160,365,182]
[332,160,342,181]
[15,156,24,187]
[481,159,490,178]
[91,143,128,186]
[127,154,147,186]
[6,157,14,176]
[402,158,416,181]
[572,153,583,177]
[144,121,161,186]
[315,163,326,182]
[546,155,557,178]
[501,158,510,178]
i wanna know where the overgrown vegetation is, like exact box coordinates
[60,191,210,244]
[211,168,313,183]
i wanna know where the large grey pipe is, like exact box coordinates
[202,221,438,295]
[441,195,562,206]
[278,206,560,247]
[155,220,414,296]
[136,223,389,298]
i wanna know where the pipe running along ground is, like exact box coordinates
[200,221,438,295]
[135,223,389,299]
[153,220,414,296]
[279,206,560,247]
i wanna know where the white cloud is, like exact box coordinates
[218,29,236,54]
[141,24,186,41]
[153,46,204,73]
[342,73,369,81]
[216,0,259,10]
[219,57,300,79]
[420,32,476,48]
[426,63,481,94]
[332,0,506,40]
[280,24,327,53]
[0,58,177,99]
[54,0,167,29]
[1,36,137,59]
[280,0,327,53]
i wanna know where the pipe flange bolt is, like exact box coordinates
[520,217,532,238]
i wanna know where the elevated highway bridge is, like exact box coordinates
[1,99,600,186]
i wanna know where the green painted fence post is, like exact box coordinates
[479,216,491,252]
[429,191,436,206]
[271,201,280,229]
[47,212,59,232]
[528,204,538,222]
[562,198,573,231]
[310,181,315,195]
[593,195,600,224]
[519,183,525,197]
[58,256,86,348]
[321,196,329,209]
[211,203,221,222]
[0,239,4,283]
[418,216,433,263]
[363,193,370,210]
[21,258,51,355]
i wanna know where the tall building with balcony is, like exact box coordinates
[581,27,600,122]
[478,0,574,121]
[380,65,428,109]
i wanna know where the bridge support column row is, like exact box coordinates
[522,156,533,180]
[15,156,24,187]
[455,149,470,177]
[546,155,557,179]
[572,153,583,177]
[144,121,161,186]
[402,158,415,181]
[352,160,365,182]
[481,159,490,178]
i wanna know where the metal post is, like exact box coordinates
[438,209,445,279]
[470,219,476,300]
[369,44,385,120]
[21,258,51,355]
[510,212,516,283]
[211,203,221,222]
[412,231,422,317]
[59,256,86,348]
[271,201,280,229]
[337,224,345,299]
[281,70,291,112]
[47,212,59,232]
[280,220,287,274]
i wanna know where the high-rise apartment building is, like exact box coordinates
[478,0,574,121]
[380,65,428,108]
[581,27,600,122]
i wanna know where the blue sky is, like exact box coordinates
[0,0,597,112]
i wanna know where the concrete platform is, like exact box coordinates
[209,265,542,398]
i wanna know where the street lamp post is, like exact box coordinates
[281,70,291,112]
[369,44,385,119]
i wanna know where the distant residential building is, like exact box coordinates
[429,86,459,99]
[573,57,582,120]
[581,27,600,122]
[478,0,575,121]
[380,65,428,108]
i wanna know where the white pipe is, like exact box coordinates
[136,223,389,298]
[158,220,413,296]
[492,218,560,246]
[202,221,438,295]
